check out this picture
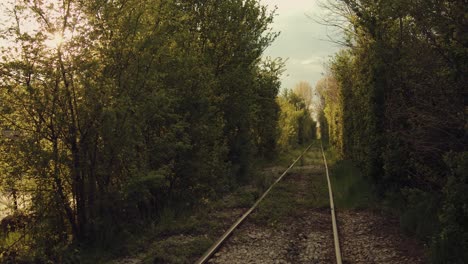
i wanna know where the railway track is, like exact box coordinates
[110,142,424,263]
[196,142,342,264]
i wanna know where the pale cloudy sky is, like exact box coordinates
[260,0,342,90]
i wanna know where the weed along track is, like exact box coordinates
[197,143,338,264]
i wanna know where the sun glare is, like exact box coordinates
[45,32,64,48]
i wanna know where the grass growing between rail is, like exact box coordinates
[252,145,329,226]
[273,141,318,167]
[251,181,299,226]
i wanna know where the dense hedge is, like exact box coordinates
[319,0,467,262]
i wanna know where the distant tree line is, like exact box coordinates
[0,0,287,261]
[277,83,316,150]
[318,0,467,262]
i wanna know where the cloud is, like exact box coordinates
[299,56,323,65]
[260,1,343,89]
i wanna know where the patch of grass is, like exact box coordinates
[302,174,330,209]
[273,141,320,167]
[251,181,298,226]
[154,207,208,236]
[323,145,340,165]
[253,171,275,193]
[329,159,376,209]
[304,148,324,165]
[252,147,331,226]
[217,186,261,209]
[143,236,213,264]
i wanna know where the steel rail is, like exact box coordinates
[320,141,343,264]
[195,144,313,264]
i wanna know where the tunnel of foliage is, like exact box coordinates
[0,0,295,261]
[317,0,467,262]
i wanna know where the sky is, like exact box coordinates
[260,0,342,90]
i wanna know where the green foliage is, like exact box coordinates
[432,152,468,263]
[329,159,376,209]
[320,0,467,262]
[277,89,316,151]
[252,150,329,226]
[400,188,440,242]
[154,208,205,237]
[0,0,283,261]
[317,57,346,157]
[144,236,213,264]
[252,181,298,226]
[124,169,171,221]
[251,58,284,159]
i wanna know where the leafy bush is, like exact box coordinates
[400,188,440,242]
[431,152,468,263]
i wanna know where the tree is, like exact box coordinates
[315,72,344,156]
[293,81,313,109]
[277,89,316,150]
[0,0,283,260]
